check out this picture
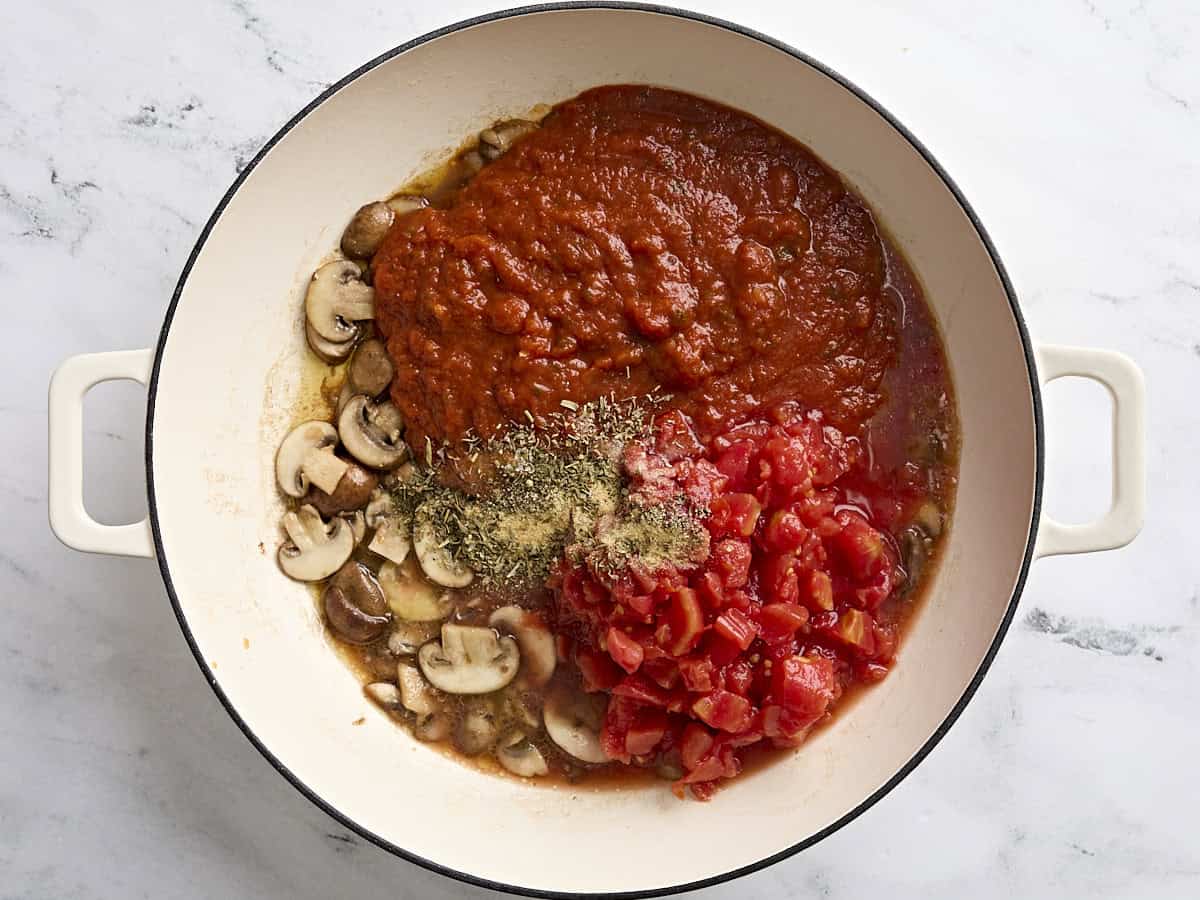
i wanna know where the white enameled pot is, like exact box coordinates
[46,5,1146,897]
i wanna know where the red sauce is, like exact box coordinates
[373,85,898,450]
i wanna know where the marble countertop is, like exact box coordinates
[3,1,1197,897]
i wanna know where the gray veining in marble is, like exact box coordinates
[2,1,1197,897]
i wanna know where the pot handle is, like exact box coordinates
[1034,344,1145,558]
[48,349,156,558]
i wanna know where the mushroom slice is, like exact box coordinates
[387,620,439,656]
[278,505,354,582]
[340,510,367,546]
[365,682,401,710]
[543,684,608,764]
[454,698,499,756]
[378,556,453,621]
[304,462,378,516]
[396,662,439,716]
[341,201,395,259]
[305,259,375,344]
[276,421,346,498]
[412,506,473,588]
[478,119,538,161]
[338,395,407,470]
[366,489,411,565]
[489,606,556,688]
[496,732,549,778]
[386,194,429,218]
[347,338,395,397]
[418,624,519,695]
[323,560,389,643]
[414,712,451,742]
[305,320,357,364]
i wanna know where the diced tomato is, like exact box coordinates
[830,609,876,654]
[642,656,682,689]
[758,602,809,642]
[625,707,668,756]
[722,659,752,695]
[697,570,726,610]
[655,410,704,461]
[714,440,757,489]
[834,513,885,580]
[704,632,743,668]
[606,627,645,673]
[762,508,808,552]
[576,647,622,692]
[714,608,758,650]
[771,655,837,735]
[612,674,679,710]
[800,569,834,611]
[679,723,715,771]
[664,587,705,656]
[760,551,799,604]
[709,493,761,538]
[692,690,754,733]
[711,539,752,588]
[678,655,715,692]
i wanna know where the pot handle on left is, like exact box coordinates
[48,349,156,558]
[1034,344,1145,558]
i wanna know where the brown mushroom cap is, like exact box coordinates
[304,462,378,516]
[347,338,395,397]
[323,561,389,643]
[341,202,396,259]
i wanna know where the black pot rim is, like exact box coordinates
[144,4,1043,897]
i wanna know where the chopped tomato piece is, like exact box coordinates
[678,655,715,692]
[664,587,705,656]
[714,608,757,650]
[758,602,809,642]
[612,674,679,710]
[692,690,754,733]
[625,707,668,756]
[801,569,834,611]
[711,539,752,588]
[576,646,623,692]
[771,655,837,735]
[830,609,876,654]
[760,551,799,604]
[762,508,807,552]
[679,723,715,771]
[834,513,885,579]
[606,627,645,673]
[697,570,726,609]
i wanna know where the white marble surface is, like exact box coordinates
[2,0,1197,896]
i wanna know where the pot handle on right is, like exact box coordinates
[1034,344,1145,558]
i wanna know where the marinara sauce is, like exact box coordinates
[373,85,899,450]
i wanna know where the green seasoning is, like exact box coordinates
[386,396,706,587]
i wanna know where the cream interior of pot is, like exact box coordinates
[149,8,1037,894]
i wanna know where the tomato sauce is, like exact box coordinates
[373,85,898,450]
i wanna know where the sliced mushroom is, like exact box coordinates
[454,698,499,756]
[338,395,407,470]
[276,421,347,498]
[365,682,401,710]
[277,504,355,582]
[478,119,537,161]
[347,338,395,398]
[496,731,549,777]
[378,556,452,621]
[386,194,429,218]
[414,711,451,742]
[335,381,355,418]
[387,620,440,656]
[412,506,473,588]
[418,624,519,694]
[323,560,389,643]
[304,462,378,516]
[543,684,608,764]
[305,259,375,345]
[366,489,412,565]
[305,320,357,364]
[396,662,439,715]
[340,510,367,546]
[489,606,556,688]
[341,202,395,259]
